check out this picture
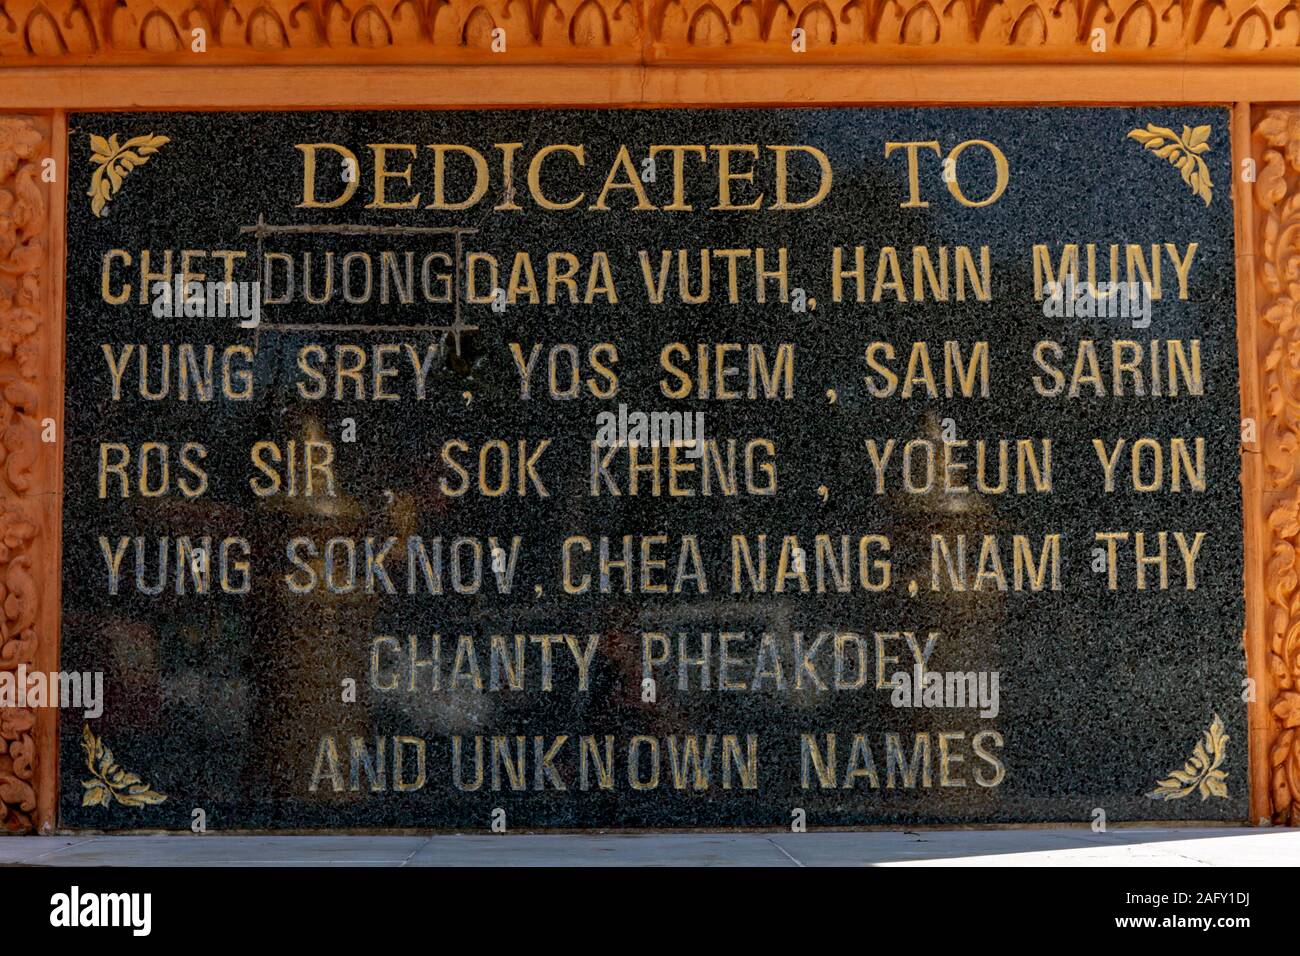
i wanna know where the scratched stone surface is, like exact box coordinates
[59,108,1245,829]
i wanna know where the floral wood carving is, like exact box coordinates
[0,116,47,832]
[0,0,1298,62]
[1257,107,1300,825]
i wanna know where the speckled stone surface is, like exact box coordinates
[60,108,1245,829]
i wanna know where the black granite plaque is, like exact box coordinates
[60,108,1245,829]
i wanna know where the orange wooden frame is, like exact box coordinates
[2,0,1297,830]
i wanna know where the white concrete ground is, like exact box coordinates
[0,827,1297,866]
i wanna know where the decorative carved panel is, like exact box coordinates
[0,114,51,832]
[1255,106,1300,825]
[0,0,1297,64]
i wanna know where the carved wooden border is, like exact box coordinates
[0,113,57,833]
[1253,105,1300,825]
[0,0,1297,64]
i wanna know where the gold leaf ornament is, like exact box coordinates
[80,724,167,808]
[1146,714,1230,801]
[86,132,170,218]
[1126,123,1213,206]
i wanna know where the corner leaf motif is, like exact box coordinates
[1126,123,1213,206]
[80,725,166,808]
[1146,714,1229,801]
[86,133,170,218]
